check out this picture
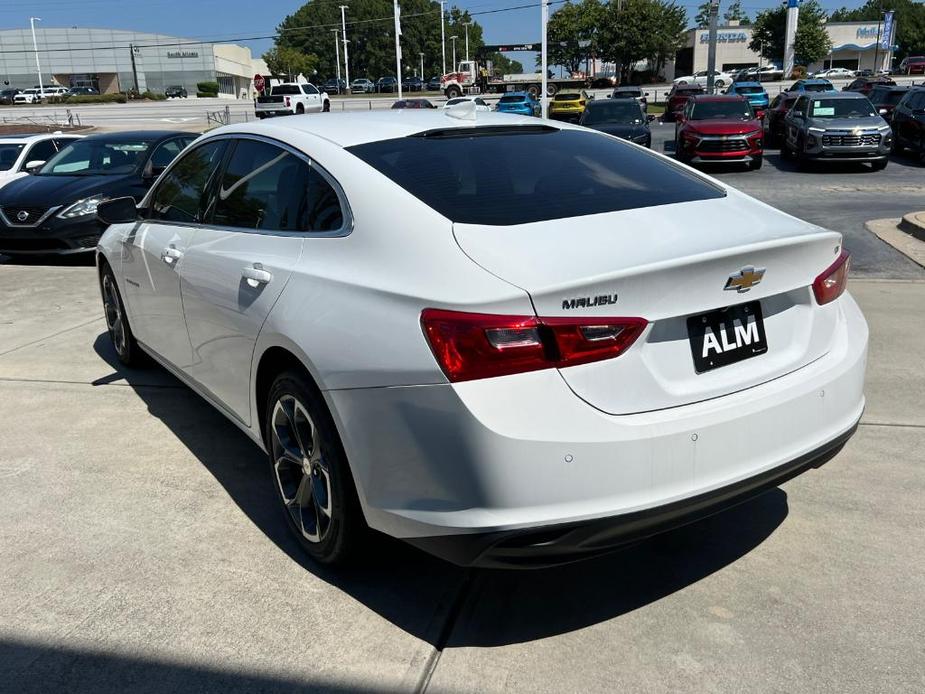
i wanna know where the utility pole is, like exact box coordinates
[541,0,548,118]
[463,22,471,62]
[129,44,140,93]
[29,17,43,96]
[439,1,447,76]
[340,5,350,89]
[706,0,719,94]
[394,0,402,99]
[419,52,425,79]
[873,7,882,73]
[332,29,341,87]
[450,35,458,71]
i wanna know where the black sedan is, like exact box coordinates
[402,76,423,92]
[0,130,194,256]
[578,99,652,147]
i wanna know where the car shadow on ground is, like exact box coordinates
[0,252,95,266]
[91,332,790,648]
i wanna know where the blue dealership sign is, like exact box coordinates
[881,11,894,49]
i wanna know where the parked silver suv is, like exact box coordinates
[782,92,892,170]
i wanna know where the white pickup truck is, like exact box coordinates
[254,83,331,118]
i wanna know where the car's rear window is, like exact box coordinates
[736,86,764,94]
[272,85,301,95]
[803,82,832,92]
[347,127,725,226]
[499,95,526,103]
[554,93,581,101]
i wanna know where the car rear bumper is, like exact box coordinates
[328,292,868,566]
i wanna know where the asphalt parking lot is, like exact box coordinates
[1,130,924,692]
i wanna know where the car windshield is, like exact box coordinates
[347,127,724,226]
[736,86,764,94]
[689,101,753,120]
[38,138,152,176]
[802,82,832,92]
[499,95,526,103]
[810,98,877,118]
[874,91,906,106]
[0,143,25,171]
[582,101,643,125]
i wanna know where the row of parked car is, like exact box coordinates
[0,86,100,105]
[322,75,443,95]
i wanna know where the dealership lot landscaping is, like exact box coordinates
[1,133,924,692]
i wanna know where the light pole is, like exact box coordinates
[450,35,458,71]
[332,29,341,88]
[541,0,548,118]
[339,5,350,88]
[419,52,425,79]
[439,1,447,76]
[463,22,471,62]
[29,17,43,97]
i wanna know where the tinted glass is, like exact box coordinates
[499,95,526,103]
[689,100,753,120]
[304,168,344,232]
[273,85,301,95]
[149,139,187,168]
[736,86,764,94]
[613,89,641,97]
[581,101,644,125]
[0,144,24,171]
[39,138,151,176]
[554,93,581,101]
[302,84,319,95]
[150,140,226,223]
[809,98,876,118]
[803,82,833,92]
[24,139,57,165]
[347,127,725,226]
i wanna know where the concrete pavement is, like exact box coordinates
[0,260,922,692]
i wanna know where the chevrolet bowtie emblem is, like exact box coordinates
[724,265,766,292]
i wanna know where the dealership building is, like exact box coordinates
[0,28,264,97]
[669,20,897,79]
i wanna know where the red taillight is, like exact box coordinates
[420,309,647,382]
[813,249,850,305]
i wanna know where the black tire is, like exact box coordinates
[99,264,142,367]
[780,140,793,159]
[749,154,763,170]
[870,159,888,171]
[296,103,305,114]
[445,85,461,99]
[546,83,558,97]
[526,84,540,99]
[264,370,366,566]
[322,100,330,112]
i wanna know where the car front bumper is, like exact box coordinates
[0,214,104,255]
[328,293,868,567]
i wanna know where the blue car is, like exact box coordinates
[725,81,769,112]
[788,79,837,94]
[495,92,541,116]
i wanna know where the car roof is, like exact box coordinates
[805,92,870,100]
[731,81,762,88]
[0,132,81,144]
[208,111,548,148]
[801,79,832,84]
[614,86,641,91]
[79,130,192,143]
[689,94,748,102]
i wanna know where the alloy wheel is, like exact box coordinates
[270,394,333,543]
[102,274,126,357]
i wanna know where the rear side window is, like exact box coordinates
[301,84,319,95]
[347,127,725,226]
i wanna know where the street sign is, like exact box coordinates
[254,74,265,92]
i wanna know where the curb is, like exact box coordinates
[898,211,925,242]
[866,218,925,270]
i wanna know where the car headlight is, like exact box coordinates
[808,127,826,134]
[58,194,105,219]
[878,125,891,133]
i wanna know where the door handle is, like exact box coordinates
[242,263,272,287]
[161,245,182,265]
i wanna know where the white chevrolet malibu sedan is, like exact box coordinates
[95,110,867,568]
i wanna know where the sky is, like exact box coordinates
[0,0,871,66]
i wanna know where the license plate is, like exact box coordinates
[687,301,768,374]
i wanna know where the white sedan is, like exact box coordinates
[0,132,83,190]
[96,111,868,568]
[813,67,855,79]
[673,70,735,89]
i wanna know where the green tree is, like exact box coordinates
[831,0,925,61]
[546,0,605,74]
[724,0,750,25]
[749,0,831,67]
[262,45,319,79]
[694,1,713,30]
[485,52,523,77]
[599,0,687,81]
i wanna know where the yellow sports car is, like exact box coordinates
[548,90,590,121]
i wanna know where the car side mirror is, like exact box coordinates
[24,160,45,173]
[646,114,656,122]
[143,161,167,180]
[644,92,649,97]
[97,196,139,225]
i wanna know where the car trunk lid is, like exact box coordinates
[453,192,843,414]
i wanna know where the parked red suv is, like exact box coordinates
[900,56,925,75]
[675,95,764,169]
[665,84,705,122]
